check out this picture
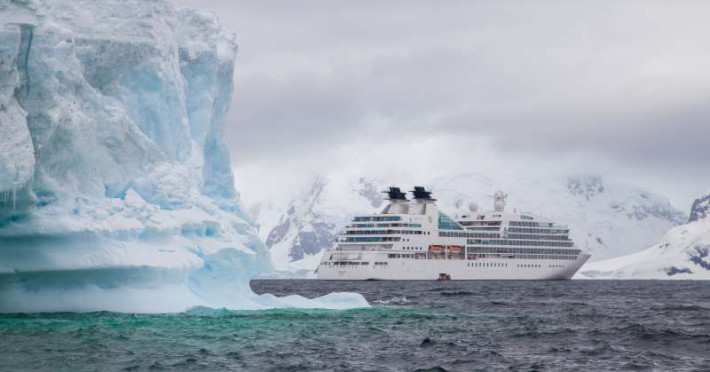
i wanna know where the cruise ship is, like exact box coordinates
[316,187,590,280]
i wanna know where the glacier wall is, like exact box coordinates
[0,0,366,312]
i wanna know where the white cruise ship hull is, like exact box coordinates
[317,186,592,281]
[317,254,591,280]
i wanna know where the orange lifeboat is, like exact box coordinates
[428,245,443,253]
[449,246,463,254]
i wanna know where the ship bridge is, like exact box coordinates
[336,186,464,247]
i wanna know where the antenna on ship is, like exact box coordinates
[493,191,507,212]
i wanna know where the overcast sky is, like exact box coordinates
[174,0,709,211]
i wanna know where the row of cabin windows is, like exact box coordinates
[380,253,577,260]
[326,261,390,266]
[465,246,580,255]
[327,261,368,266]
[342,237,401,242]
[467,239,574,248]
[348,222,422,228]
[353,216,401,222]
[467,262,507,268]
[459,221,502,227]
[506,233,570,241]
[470,254,578,260]
[388,254,415,259]
[509,221,556,227]
[344,229,424,236]
[507,227,569,234]
[439,231,499,238]
[464,226,502,232]
[518,264,542,268]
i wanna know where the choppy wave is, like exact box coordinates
[372,296,410,305]
[1,280,709,371]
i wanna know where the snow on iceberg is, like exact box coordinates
[0,0,367,313]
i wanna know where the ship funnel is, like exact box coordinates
[382,187,409,214]
[383,187,408,201]
[411,186,436,201]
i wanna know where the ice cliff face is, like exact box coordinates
[254,174,685,276]
[0,0,366,312]
[578,189,710,279]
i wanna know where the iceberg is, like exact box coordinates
[0,0,367,312]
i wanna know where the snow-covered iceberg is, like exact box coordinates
[577,190,710,279]
[0,0,367,312]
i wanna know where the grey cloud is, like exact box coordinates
[173,0,710,206]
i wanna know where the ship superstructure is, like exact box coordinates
[316,187,590,280]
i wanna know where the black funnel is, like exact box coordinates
[411,186,435,200]
[383,187,408,201]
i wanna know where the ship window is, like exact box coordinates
[438,213,464,231]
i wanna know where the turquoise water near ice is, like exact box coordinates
[1,280,709,371]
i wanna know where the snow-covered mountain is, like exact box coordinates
[689,192,710,223]
[251,177,384,277]
[264,178,337,275]
[0,0,365,312]
[578,190,710,279]
[252,173,686,276]
[435,174,686,262]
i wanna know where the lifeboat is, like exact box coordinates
[428,245,443,253]
[449,246,463,254]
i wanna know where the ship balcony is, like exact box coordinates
[337,236,402,243]
[339,229,424,236]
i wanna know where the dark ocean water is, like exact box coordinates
[1,280,709,372]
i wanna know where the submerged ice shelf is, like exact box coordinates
[0,0,367,312]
